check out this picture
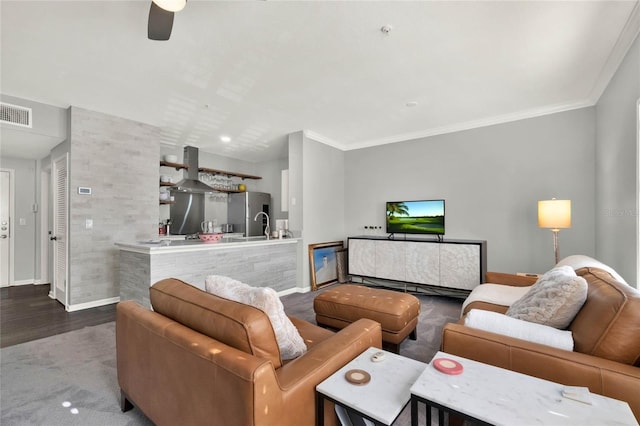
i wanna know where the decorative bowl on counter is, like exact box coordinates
[198,233,223,243]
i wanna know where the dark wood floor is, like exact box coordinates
[0,284,117,348]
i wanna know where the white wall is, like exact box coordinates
[344,107,597,275]
[595,33,640,286]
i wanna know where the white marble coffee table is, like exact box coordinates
[316,346,427,426]
[410,351,638,426]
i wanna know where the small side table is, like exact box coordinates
[410,351,638,426]
[316,346,426,426]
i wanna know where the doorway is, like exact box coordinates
[0,168,15,287]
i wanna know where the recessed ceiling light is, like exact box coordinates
[406,101,418,107]
[220,135,231,143]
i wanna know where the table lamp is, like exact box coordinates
[538,199,571,264]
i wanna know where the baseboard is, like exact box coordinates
[66,296,120,312]
[9,279,49,286]
[277,286,311,297]
[12,279,35,286]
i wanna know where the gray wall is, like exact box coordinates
[0,94,67,160]
[299,133,346,289]
[595,33,640,285]
[0,156,37,282]
[345,107,597,275]
[68,107,159,307]
[0,94,67,142]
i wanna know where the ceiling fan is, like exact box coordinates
[148,0,186,41]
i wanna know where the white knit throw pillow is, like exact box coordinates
[506,265,587,329]
[205,275,307,360]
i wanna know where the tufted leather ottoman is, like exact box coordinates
[313,284,420,353]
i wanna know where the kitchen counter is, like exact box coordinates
[117,237,301,308]
[117,236,299,254]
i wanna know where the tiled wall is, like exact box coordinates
[69,107,159,306]
[120,241,299,308]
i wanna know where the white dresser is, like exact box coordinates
[348,236,487,292]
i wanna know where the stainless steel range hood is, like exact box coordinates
[171,146,215,193]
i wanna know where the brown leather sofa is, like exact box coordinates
[116,278,382,426]
[441,266,640,421]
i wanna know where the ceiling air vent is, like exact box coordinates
[0,102,32,128]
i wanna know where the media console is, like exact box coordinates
[347,236,487,293]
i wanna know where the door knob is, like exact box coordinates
[0,235,7,239]
[50,236,57,241]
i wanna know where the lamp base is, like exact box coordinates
[551,228,560,265]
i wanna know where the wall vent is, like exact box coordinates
[0,102,32,128]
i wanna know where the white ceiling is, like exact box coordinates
[1,0,639,162]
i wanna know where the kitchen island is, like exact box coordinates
[116,237,301,308]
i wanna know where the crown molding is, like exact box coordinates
[588,0,640,104]
[343,99,594,152]
[303,130,344,150]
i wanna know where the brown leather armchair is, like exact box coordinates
[116,278,382,426]
[442,266,640,421]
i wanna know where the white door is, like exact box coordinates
[0,169,14,287]
[52,155,69,307]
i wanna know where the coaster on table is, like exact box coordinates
[345,369,371,385]
[433,358,464,375]
[562,386,592,405]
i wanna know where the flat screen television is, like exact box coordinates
[386,199,445,235]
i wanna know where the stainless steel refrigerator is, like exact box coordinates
[228,192,271,237]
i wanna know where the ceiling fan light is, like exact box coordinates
[152,0,186,12]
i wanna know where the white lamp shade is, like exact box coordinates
[152,0,186,12]
[538,199,571,229]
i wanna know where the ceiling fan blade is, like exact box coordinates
[148,2,174,41]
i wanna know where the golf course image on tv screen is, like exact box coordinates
[386,199,445,235]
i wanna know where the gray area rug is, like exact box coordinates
[1,321,152,426]
[1,286,462,425]
[284,285,463,363]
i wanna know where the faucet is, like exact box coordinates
[253,212,270,239]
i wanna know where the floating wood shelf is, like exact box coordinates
[198,166,261,180]
[160,181,176,187]
[160,161,189,170]
[159,200,175,205]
